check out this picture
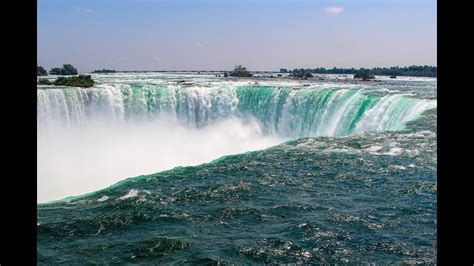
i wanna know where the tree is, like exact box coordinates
[229,65,253,77]
[354,68,375,81]
[49,67,62,75]
[61,64,78,75]
[37,66,48,76]
[49,64,78,75]
[289,68,313,79]
[283,65,436,77]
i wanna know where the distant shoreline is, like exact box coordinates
[81,70,437,78]
[37,72,436,91]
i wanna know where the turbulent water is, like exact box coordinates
[37,73,437,264]
[37,75,435,137]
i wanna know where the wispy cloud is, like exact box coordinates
[75,7,95,15]
[152,56,161,62]
[324,6,343,15]
[193,42,204,48]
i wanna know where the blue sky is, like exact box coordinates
[38,0,436,72]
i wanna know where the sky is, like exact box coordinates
[38,0,437,72]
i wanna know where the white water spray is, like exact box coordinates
[38,117,282,203]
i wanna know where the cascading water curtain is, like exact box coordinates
[38,84,436,137]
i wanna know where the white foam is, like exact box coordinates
[383,147,403,156]
[391,165,407,170]
[97,196,109,202]
[118,189,139,200]
[365,145,383,152]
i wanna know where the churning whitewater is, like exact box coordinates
[37,73,435,202]
[38,73,437,264]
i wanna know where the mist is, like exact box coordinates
[37,117,284,203]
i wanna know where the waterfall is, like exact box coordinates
[37,84,436,137]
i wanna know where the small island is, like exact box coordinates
[229,65,253,77]
[353,69,375,81]
[38,75,95,88]
[92,69,117,73]
[289,68,313,79]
